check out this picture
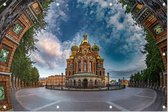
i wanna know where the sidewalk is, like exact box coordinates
[11,90,27,111]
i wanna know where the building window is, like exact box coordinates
[0,48,9,63]
[78,61,81,72]
[84,61,87,72]
[13,23,23,35]
[93,63,95,73]
[100,71,101,76]
[153,24,164,35]
[69,71,71,76]
[89,61,92,72]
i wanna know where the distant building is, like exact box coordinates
[65,34,106,88]
[120,80,129,86]
[46,75,65,86]
[38,78,46,86]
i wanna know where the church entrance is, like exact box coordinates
[83,79,88,88]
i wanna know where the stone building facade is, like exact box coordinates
[46,75,65,86]
[65,34,106,88]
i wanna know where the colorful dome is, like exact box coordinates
[92,43,99,51]
[71,45,78,51]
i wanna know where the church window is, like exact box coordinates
[89,61,92,72]
[84,61,87,72]
[100,71,101,76]
[78,61,81,72]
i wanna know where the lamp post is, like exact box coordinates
[61,73,63,90]
[107,73,109,90]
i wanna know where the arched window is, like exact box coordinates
[93,63,95,73]
[84,61,87,72]
[89,61,92,72]
[78,61,81,72]
[69,71,71,76]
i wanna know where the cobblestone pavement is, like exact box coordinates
[12,87,163,111]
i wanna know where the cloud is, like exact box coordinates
[31,30,71,70]
[31,30,87,71]
[108,13,124,30]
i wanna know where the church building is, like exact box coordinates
[65,34,106,88]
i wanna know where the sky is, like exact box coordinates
[31,0,147,80]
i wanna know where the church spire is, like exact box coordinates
[83,33,87,40]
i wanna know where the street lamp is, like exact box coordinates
[61,73,63,90]
[107,72,109,90]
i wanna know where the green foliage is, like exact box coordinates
[130,31,164,83]
[11,28,38,85]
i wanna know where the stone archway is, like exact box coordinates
[0,1,43,110]
[83,79,88,88]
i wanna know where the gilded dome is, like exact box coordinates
[71,45,78,51]
[96,55,101,59]
[92,43,99,51]
[70,55,74,59]
[81,34,89,44]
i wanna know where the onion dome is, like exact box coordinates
[96,55,101,59]
[70,55,74,59]
[92,43,99,51]
[71,45,78,51]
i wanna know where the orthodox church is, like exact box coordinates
[65,34,106,88]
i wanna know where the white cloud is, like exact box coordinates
[31,30,71,70]
[108,13,124,30]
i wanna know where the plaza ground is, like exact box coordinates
[12,87,163,111]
